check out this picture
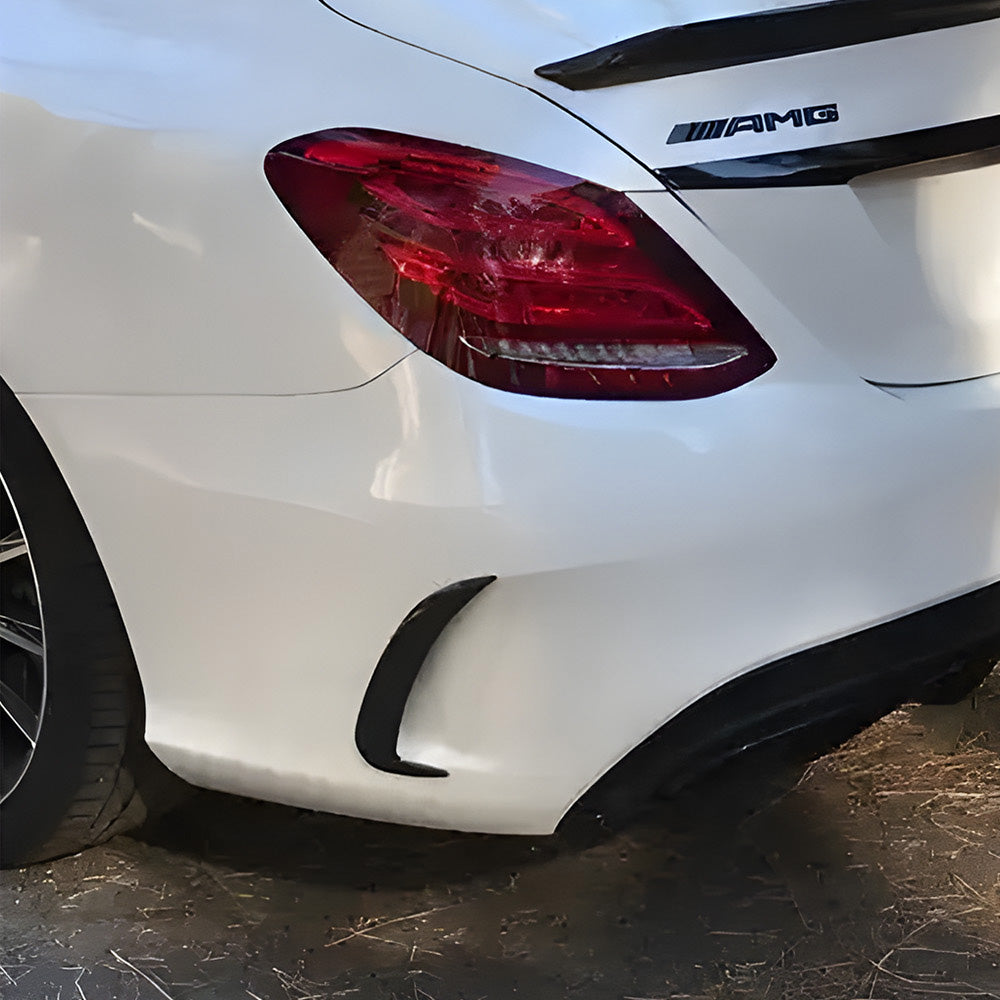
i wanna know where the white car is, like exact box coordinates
[2,0,999,867]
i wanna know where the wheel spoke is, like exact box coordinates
[0,678,38,747]
[0,612,42,633]
[0,619,44,657]
[0,530,28,564]
[0,605,41,631]
[1,477,46,801]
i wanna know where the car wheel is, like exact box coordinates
[1,381,179,867]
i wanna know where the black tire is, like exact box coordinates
[1,380,180,867]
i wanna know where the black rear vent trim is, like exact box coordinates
[355,576,497,778]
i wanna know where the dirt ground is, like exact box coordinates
[3,669,1000,1000]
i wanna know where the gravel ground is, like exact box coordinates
[3,670,1000,1000]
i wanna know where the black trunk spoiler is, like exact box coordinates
[536,0,1000,91]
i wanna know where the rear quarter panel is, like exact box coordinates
[0,0,653,395]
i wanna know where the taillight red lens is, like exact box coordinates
[264,129,775,400]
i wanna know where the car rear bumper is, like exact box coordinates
[577,577,1000,825]
[17,359,1000,834]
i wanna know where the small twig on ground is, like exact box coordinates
[867,956,1000,999]
[895,945,976,959]
[326,904,459,947]
[109,950,176,1000]
[792,761,819,791]
[926,813,983,849]
[950,872,989,903]
[795,961,857,974]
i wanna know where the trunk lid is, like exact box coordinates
[325,2,1000,383]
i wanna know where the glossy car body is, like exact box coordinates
[2,0,999,836]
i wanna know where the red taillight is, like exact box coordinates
[264,129,775,400]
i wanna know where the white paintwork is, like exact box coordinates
[0,0,651,395]
[684,161,1000,384]
[326,1,1000,165]
[324,0,846,79]
[3,0,999,834]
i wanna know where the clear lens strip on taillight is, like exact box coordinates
[264,129,775,400]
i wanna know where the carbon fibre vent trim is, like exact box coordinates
[355,576,497,778]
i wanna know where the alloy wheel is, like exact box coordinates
[0,473,46,801]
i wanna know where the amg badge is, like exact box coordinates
[668,103,839,144]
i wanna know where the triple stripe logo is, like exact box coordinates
[668,104,839,144]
